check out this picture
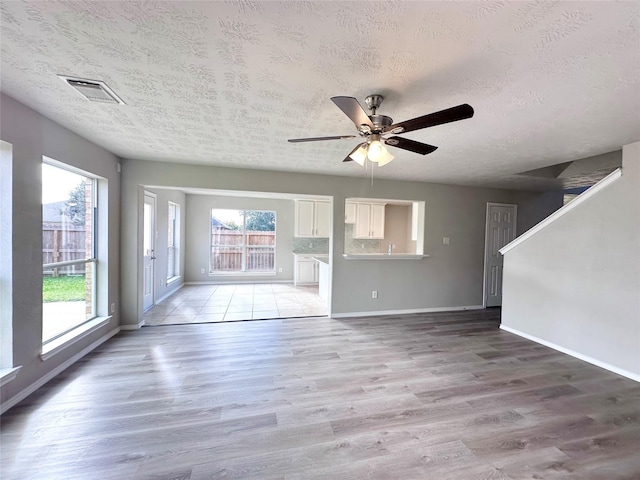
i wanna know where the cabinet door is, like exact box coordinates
[315,201,331,237]
[370,204,386,239]
[345,202,356,224]
[295,200,315,237]
[297,260,316,284]
[354,203,371,238]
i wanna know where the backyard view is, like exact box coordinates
[42,162,95,342]
[43,276,85,302]
[210,209,276,273]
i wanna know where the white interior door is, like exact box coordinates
[143,192,156,311]
[484,203,517,307]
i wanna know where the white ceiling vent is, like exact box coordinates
[58,75,125,105]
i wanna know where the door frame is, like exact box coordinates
[143,191,157,312]
[482,202,517,308]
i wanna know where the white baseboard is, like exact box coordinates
[155,282,184,304]
[120,323,142,331]
[500,324,640,383]
[331,305,484,319]
[1,327,121,415]
[185,279,293,285]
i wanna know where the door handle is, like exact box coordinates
[151,256,156,260]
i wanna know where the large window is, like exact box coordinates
[167,201,180,280]
[42,162,96,343]
[210,209,276,273]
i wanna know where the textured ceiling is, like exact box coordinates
[1,1,639,190]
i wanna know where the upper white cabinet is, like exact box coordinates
[295,200,330,237]
[354,202,386,239]
[345,202,356,224]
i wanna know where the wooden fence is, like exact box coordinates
[43,225,87,275]
[211,230,275,272]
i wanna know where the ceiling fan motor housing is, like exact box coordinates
[369,114,393,130]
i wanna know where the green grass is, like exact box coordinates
[43,276,86,303]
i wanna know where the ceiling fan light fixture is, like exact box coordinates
[367,140,386,162]
[349,145,368,166]
[376,150,395,167]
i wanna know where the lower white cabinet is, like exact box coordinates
[294,254,318,285]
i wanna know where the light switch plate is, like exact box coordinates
[443,237,450,245]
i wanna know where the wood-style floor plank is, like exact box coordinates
[1,309,639,479]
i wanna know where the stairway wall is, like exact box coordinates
[500,142,640,380]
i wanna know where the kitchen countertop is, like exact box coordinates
[342,254,429,260]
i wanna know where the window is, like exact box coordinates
[42,162,97,344]
[210,209,276,274]
[167,202,180,280]
[1,141,13,370]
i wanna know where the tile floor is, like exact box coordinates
[143,283,327,325]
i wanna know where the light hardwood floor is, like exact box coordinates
[1,310,639,479]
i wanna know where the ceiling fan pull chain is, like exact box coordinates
[371,161,374,187]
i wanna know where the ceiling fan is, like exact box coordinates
[288,95,474,167]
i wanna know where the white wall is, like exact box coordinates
[501,142,640,380]
[184,194,295,283]
[120,158,561,325]
[0,93,121,406]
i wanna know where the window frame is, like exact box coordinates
[41,160,98,345]
[167,201,180,281]
[209,209,276,275]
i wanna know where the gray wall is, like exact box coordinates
[0,93,121,405]
[501,141,640,378]
[120,158,560,325]
[143,188,186,302]
[184,194,295,283]
[514,190,566,234]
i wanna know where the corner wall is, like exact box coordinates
[501,142,640,379]
[0,93,121,407]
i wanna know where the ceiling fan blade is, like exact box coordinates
[330,96,374,129]
[342,143,366,162]
[386,104,474,134]
[385,136,438,155]
[288,135,356,143]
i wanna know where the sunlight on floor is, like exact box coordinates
[143,283,327,325]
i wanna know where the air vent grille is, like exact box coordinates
[58,75,125,105]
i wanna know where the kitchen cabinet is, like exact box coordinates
[295,200,330,237]
[354,202,386,239]
[345,202,356,224]
[294,254,323,285]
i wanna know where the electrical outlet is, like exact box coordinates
[200,268,205,274]
[309,242,313,248]
[361,244,365,249]
[443,237,450,245]
[110,303,115,313]
[278,267,283,273]
[372,290,378,299]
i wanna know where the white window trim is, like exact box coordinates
[41,316,111,361]
[0,366,22,387]
[41,159,102,346]
[210,209,276,274]
[167,201,180,280]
